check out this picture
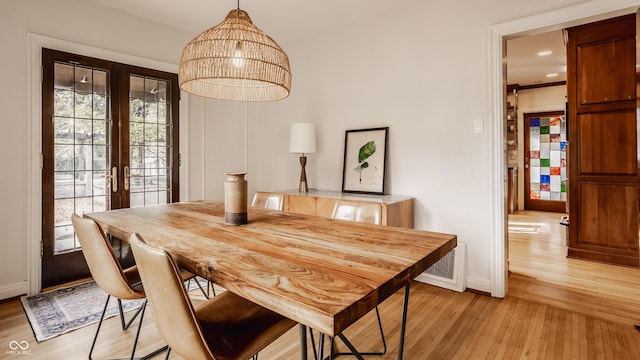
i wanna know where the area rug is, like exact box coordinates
[20,281,145,342]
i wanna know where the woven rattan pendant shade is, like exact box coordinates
[179,9,291,101]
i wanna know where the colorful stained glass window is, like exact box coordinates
[529,116,566,201]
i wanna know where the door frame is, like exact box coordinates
[27,33,189,294]
[488,0,637,297]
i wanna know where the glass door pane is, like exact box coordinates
[129,75,173,208]
[52,62,111,254]
[528,115,567,201]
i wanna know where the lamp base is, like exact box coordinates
[298,180,309,193]
[298,155,309,193]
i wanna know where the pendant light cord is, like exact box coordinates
[237,0,240,10]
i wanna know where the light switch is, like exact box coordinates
[473,118,483,133]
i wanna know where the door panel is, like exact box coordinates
[577,37,635,105]
[576,182,638,249]
[524,111,567,213]
[42,49,180,288]
[577,110,637,174]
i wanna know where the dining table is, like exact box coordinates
[85,200,457,360]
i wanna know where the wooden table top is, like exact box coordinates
[86,200,456,337]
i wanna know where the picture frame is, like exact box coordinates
[341,127,388,194]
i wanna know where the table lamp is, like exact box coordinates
[289,123,316,192]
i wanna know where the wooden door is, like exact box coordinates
[41,49,180,287]
[566,14,639,267]
[523,111,567,213]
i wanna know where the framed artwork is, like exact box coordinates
[341,127,388,194]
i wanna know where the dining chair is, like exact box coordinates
[128,232,297,360]
[251,191,285,211]
[312,199,387,358]
[332,199,382,225]
[71,214,203,360]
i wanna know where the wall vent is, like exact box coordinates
[414,242,466,292]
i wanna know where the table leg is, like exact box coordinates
[318,333,325,360]
[337,334,366,360]
[398,283,411,360]
[299,324,308,360]
[303,282,411,360]
[328,282,411,360]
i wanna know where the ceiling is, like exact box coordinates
[507,30,567,87]
[87,0,413,45]
[88,0,565,87]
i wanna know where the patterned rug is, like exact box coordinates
[20,281,145,342]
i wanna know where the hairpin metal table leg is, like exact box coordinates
[397,282,411,360]
[300,324,309,360]
[303,282,411,360]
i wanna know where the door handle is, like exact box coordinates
[124,166,130,191]
[111,166,118,192]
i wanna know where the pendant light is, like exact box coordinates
[178,1,292,101]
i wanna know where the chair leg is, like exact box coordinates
[128,299,147,359]
[129,300,169,360]
[88,294,111,360]
[89,296,166,360]
[118,298,146,330]
[308,329,333,360]
[186,277,214,299]
[192,277,211,299]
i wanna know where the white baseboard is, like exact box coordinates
[0,281,28,301]
[465,276,491,294]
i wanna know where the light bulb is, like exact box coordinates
[232,41,244,68]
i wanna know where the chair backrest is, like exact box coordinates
[129,233,214,360]
[71,214,143,300]
[251,192,285,211]
[332,199,382,225]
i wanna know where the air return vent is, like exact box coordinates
[415,242,466,292]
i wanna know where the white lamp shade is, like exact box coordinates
[289,123,316,154]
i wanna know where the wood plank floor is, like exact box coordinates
[1,210,639,359]
[508,210,640,326]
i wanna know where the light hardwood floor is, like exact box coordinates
[1,211,639,359]
[508,210,640,326]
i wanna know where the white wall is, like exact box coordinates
[251,0,587,292]
[0,0,615,299]
[0,0,216,298]
[516,85,568,209]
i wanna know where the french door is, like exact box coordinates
[523,111,567,213]
[41,49,180,287]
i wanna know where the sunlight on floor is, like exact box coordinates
[507,221,550,234]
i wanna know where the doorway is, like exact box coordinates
[41,48,180,287]
[489,0,637,297]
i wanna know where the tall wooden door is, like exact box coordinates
[566,14,639,267]
[41,49,180,287]
[523,111,567,213]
